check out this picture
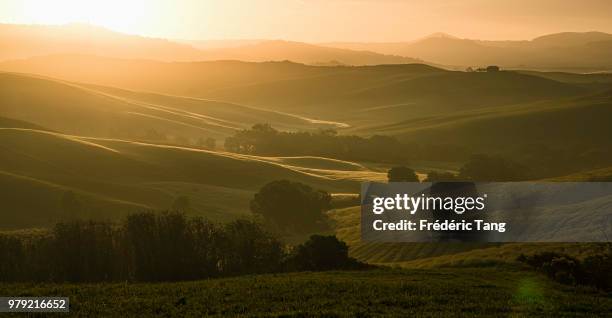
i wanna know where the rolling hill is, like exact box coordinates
[363,90,612,154]
[0,122,382,228]
[1,57,596,127]
[0,23,427,66]
[189,40,425,65]
[325,32,612,71]
[0,72,342,144]
[205,69,590,123]
[330,194,611,267]
[0,73,393,229]
[0,55,345,95]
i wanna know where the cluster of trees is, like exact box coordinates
[387,154,530,183]
[518,250,612,291]
[224,124,468,163]
[387,166,419,182]
[144,129,216,149]
[284,235,365,271]
[250,180,332,233]
[226,124,612,180]
[0,212,363,283]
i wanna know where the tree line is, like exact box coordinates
[224,124,612,180]
[387,154,531,183]
[224,124,468,163]
[0,212,365,283]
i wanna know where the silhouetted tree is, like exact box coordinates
[387,166,418,182]
[124,212,195,281]
[52,220,119,282]
[486,65,500,72]
[188,218,224,278]
[223,123,470,163]
[250,180,331,233]
[0,213,371,283]
[428,182,487,242]
[285,235,363,271]
[205,137,216,149]
[197,137,216,150]
[218,219,284,275]
[0,235,25,281]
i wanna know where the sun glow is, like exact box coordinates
[11,0,153,35]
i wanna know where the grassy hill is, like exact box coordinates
[0,56,342,95]
[0,56,443,104]
[2,268,609,316]
[0,121,382,228]
[0,72,338,144]
[193,68,591,124]
[329,205,610,267]
[367,90,612,168]
[0,57,601,126]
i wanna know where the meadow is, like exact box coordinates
[2,268,610,317]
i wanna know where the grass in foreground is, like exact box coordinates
[1,268,610,317]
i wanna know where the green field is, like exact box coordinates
[2,268,609,317]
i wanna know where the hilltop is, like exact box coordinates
[325,31,612,71]
[0,72,336,143]
[0,23,426,66]
[1,57,594,125]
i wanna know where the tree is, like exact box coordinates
[52,220,117,282]
[219,220,284,275]
[204,137,216,150]
[197,137,216,150]
[486,65,500,72]
[387,166,418,182]
[144,128,165,141]
[285,235,363,271]
[250,180,331,232]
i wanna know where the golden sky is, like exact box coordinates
[1,0,612,42]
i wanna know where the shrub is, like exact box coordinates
[0,214,363,282]
[582,253,612,291]
[250,180,331,233]
[518,251,611,291]
[284,235,367,271]
[387,166,418,182]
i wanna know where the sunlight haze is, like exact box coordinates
[2,0,612,41]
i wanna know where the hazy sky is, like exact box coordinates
[1,0,612,42]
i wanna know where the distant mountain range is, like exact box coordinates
[0,23,423,66]
[1,22,611,70]
[325,32,612,71]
